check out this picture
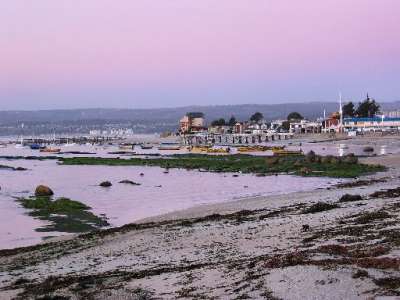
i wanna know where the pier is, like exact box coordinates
[181,133,293,146]
[12,136,120,146]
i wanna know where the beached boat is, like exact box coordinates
[272,149,303,156]
[119,143,135,150]
[158,143,181,151]
[189,146,210,153]
[29,144,46,150]
[207,147,230,154]
[40,147,61,153]
[237,146,268,152]
[140,144,154,150]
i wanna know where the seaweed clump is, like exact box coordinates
[17,196,109,233]
[302,202,340,214]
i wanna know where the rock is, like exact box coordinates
[339,194,363,202]
[35,185,54,197]
[15,167,27,171]
[330,157,340,164]
[305,150,317,163]
[299,167,312,175]
[302,224,310,232]
[293,160,303,167]
[99,181,112,187]
[266,157,279,166]
[321,155,333,164]
[140,173,144,176]
[343,153,358,164]
[363,146,374,152]
[119,180,140,185]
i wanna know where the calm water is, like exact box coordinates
[0,151,342,249]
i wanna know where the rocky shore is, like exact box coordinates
[0,153,400,299]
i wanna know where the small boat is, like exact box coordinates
[237,146,269,152]
[119,143,135,150]
[30,144,44,150]
[272,149,303,156]
[189,146,210,153]
[40,147,61,153]
[140,144,154,150]
[207,147,230,154]
[269,146,285,151]
[158,143,181,150]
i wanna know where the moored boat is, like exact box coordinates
[119,143,135,150]
[29,143,45,150]
[40,147,61,153]
[158,143,181,150]
[189,146,210,153]
[140,144,154,150]
[272,149,303,156]
[207,147,230,154]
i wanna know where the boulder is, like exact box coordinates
[35,185,54,197]
[343,153,358,164]
[299,167,312,175]
[99,181,112,187]
[305,150,317,163]
[321,155,333,164]
[363,146,374,152]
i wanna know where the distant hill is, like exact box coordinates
[1,102,399,135]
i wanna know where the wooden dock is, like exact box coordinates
[181,133,293,146]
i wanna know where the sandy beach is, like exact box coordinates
[1,143,400,299]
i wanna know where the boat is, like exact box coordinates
[237,146,268,152]
[40,147,61,153]
[119,143,135,150]
[158,143,181,151]
[140,144,154,150]
[272,149,303,156]
[206,147,230,154]
[29,143,44,150]
[269,146,285,151]
[189,146,210,153]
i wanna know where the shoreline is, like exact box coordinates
[1,150,400,299]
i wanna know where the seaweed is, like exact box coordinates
[17,196,109,233]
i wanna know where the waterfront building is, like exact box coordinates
[289,120,322,134]
[179,112,206,134]
[343,117,400,132]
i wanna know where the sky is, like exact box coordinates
[1,0,399,110]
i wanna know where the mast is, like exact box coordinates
[339,92,343,133]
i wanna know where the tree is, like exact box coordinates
[355,95,380,118]
[342,102,355,117]
[211,118,226,126]
[287,112,303,121]
[250,112,264,123]
[228,116,237,126]
[281,121,290,132]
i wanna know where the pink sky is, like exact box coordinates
[1,0,399,109]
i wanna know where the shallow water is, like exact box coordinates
[0,154,341,249]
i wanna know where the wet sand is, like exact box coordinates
[1,140,400,299]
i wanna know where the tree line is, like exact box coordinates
[342,95,380,118]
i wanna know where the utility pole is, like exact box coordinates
[339,92,343,133]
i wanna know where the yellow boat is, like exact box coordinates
[189,146,210,153]
[237,146,268,152]
[272,149,303,156]
[269,146,285,151]
[40,148,61,153]
[207,147,230,154]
